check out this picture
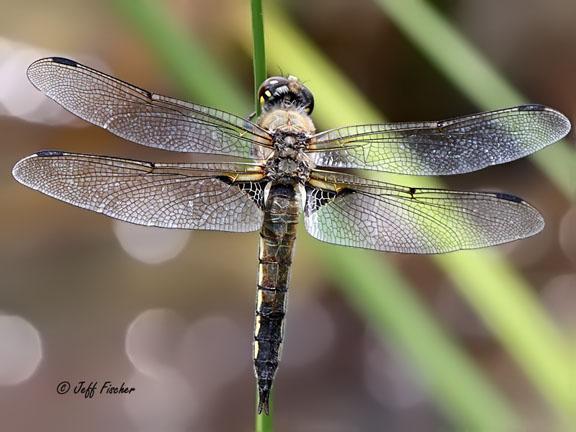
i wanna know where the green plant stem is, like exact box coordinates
[251,1,272,429]
[255,397,273,432]
[251,0,267,116]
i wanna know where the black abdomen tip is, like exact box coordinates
[495,192,523,203]
[37,150,64,157]
[257,383,271,415]
[51,57,78,67]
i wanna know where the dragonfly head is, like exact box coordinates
[258,76,314,114]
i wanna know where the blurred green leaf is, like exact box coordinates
[302,236,519,430]
[251,0,272,428]
[374,0,575,199]
[112,0,248,113]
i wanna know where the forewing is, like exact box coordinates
[304,171,544,253]
[13,151,265,232]
[27,57,272,159]
[310,105,570,175]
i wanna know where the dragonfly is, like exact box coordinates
[13,57,570,414]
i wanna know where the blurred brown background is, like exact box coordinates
[0,0,574,431]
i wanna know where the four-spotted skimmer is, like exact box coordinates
[12,57,571,414]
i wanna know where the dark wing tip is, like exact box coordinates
[550,108,572,137]
[498,192,546,237]
[12,153,37,184]
[12,151,63,184]
[518,104,572,139]
[27,57,79,89]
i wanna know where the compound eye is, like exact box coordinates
[258,77,289,109]
[302,89,314,114]
[258,80,274,106]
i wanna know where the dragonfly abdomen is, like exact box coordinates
[254,183,300,414]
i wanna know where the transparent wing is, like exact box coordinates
[13,151,266,232]
[310,105,570,175]
[304,171,544,254]
[27,57,272,159]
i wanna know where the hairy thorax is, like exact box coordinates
[258,108,316,184]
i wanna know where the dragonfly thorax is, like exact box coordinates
[257,102,316,185]
[264,131,314,184]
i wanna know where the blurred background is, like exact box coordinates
[0,0,574,431]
